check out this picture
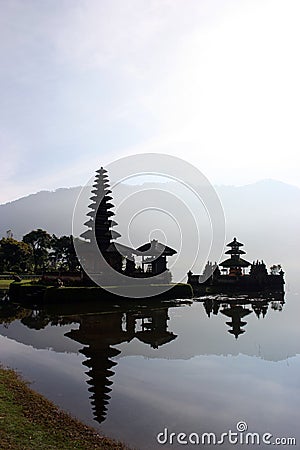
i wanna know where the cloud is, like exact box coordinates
[1,0,300,203]
[138,0,300,180]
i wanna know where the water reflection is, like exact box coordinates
[0,293,290,434]
[202,296,285,339]
[0,302,177,424]
[65,308,176,423]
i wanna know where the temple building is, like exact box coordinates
[188,237,285,295]
[219,237,251,276]
[135,240,176,278]
[80,167,176,283]
[80,167,126,274]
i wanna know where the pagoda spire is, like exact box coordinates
[80,167,121,253]
[225,237,246,255]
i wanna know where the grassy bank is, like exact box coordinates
[0,279,13,290]
[0,279,36,290]
[0,368,129,450]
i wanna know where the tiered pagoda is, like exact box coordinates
[81,167,123,273]
[80,166,177,284]
[219,238,251,276]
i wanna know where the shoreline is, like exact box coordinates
[0,367,130,450]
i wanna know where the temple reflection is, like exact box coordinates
[252,302,269,319]
[0,294,286,425]
[65,307,177,423]
[222,305,252,339]
[202,296,285,339]
[0,302,178,425]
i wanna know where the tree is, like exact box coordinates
[50,235,80,271]
[0,238,32,273]
[64,236,81,271]
[270,264,282,275]
[23,229,52,273]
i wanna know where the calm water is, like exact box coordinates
[0,287,299,449]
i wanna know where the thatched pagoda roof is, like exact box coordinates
[135,239,177,256]
[220,257,251,267]
[226,237,244,247]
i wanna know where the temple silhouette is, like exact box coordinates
[80,167,176,284]
[80,168,285,295]
[188,237,285,295]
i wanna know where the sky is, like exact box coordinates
[1,0,300,204]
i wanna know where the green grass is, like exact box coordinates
[0,279,13,289]
[0,279,35,290]
[0,368,129,449]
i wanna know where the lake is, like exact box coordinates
[0,288,299,449]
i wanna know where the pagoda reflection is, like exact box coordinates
[15,304,177,424]
[221,305,252,339]
[65,307,177,423]
[202,296,285,339]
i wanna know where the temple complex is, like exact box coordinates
[188,237,285,295]
[80,167,176,284]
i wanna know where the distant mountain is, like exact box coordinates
[0,179,299,285]
[0,187,82,238]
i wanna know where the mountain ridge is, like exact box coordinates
[1,178,299,208]
[1,179,299,284]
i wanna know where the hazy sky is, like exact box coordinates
[1,0,300,203]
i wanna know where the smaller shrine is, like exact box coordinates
[135,240,176,276]
[188,237,285,295]
[219,237,251,276]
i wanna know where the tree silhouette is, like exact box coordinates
[0,238,32,272]
[23,229,52,272]
[50,235,80,271]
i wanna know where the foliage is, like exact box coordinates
[0,229,81,275]
[270,264,282,275]
[0,238,32,273]
[23,229,52,272]
[50,235,80,271]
